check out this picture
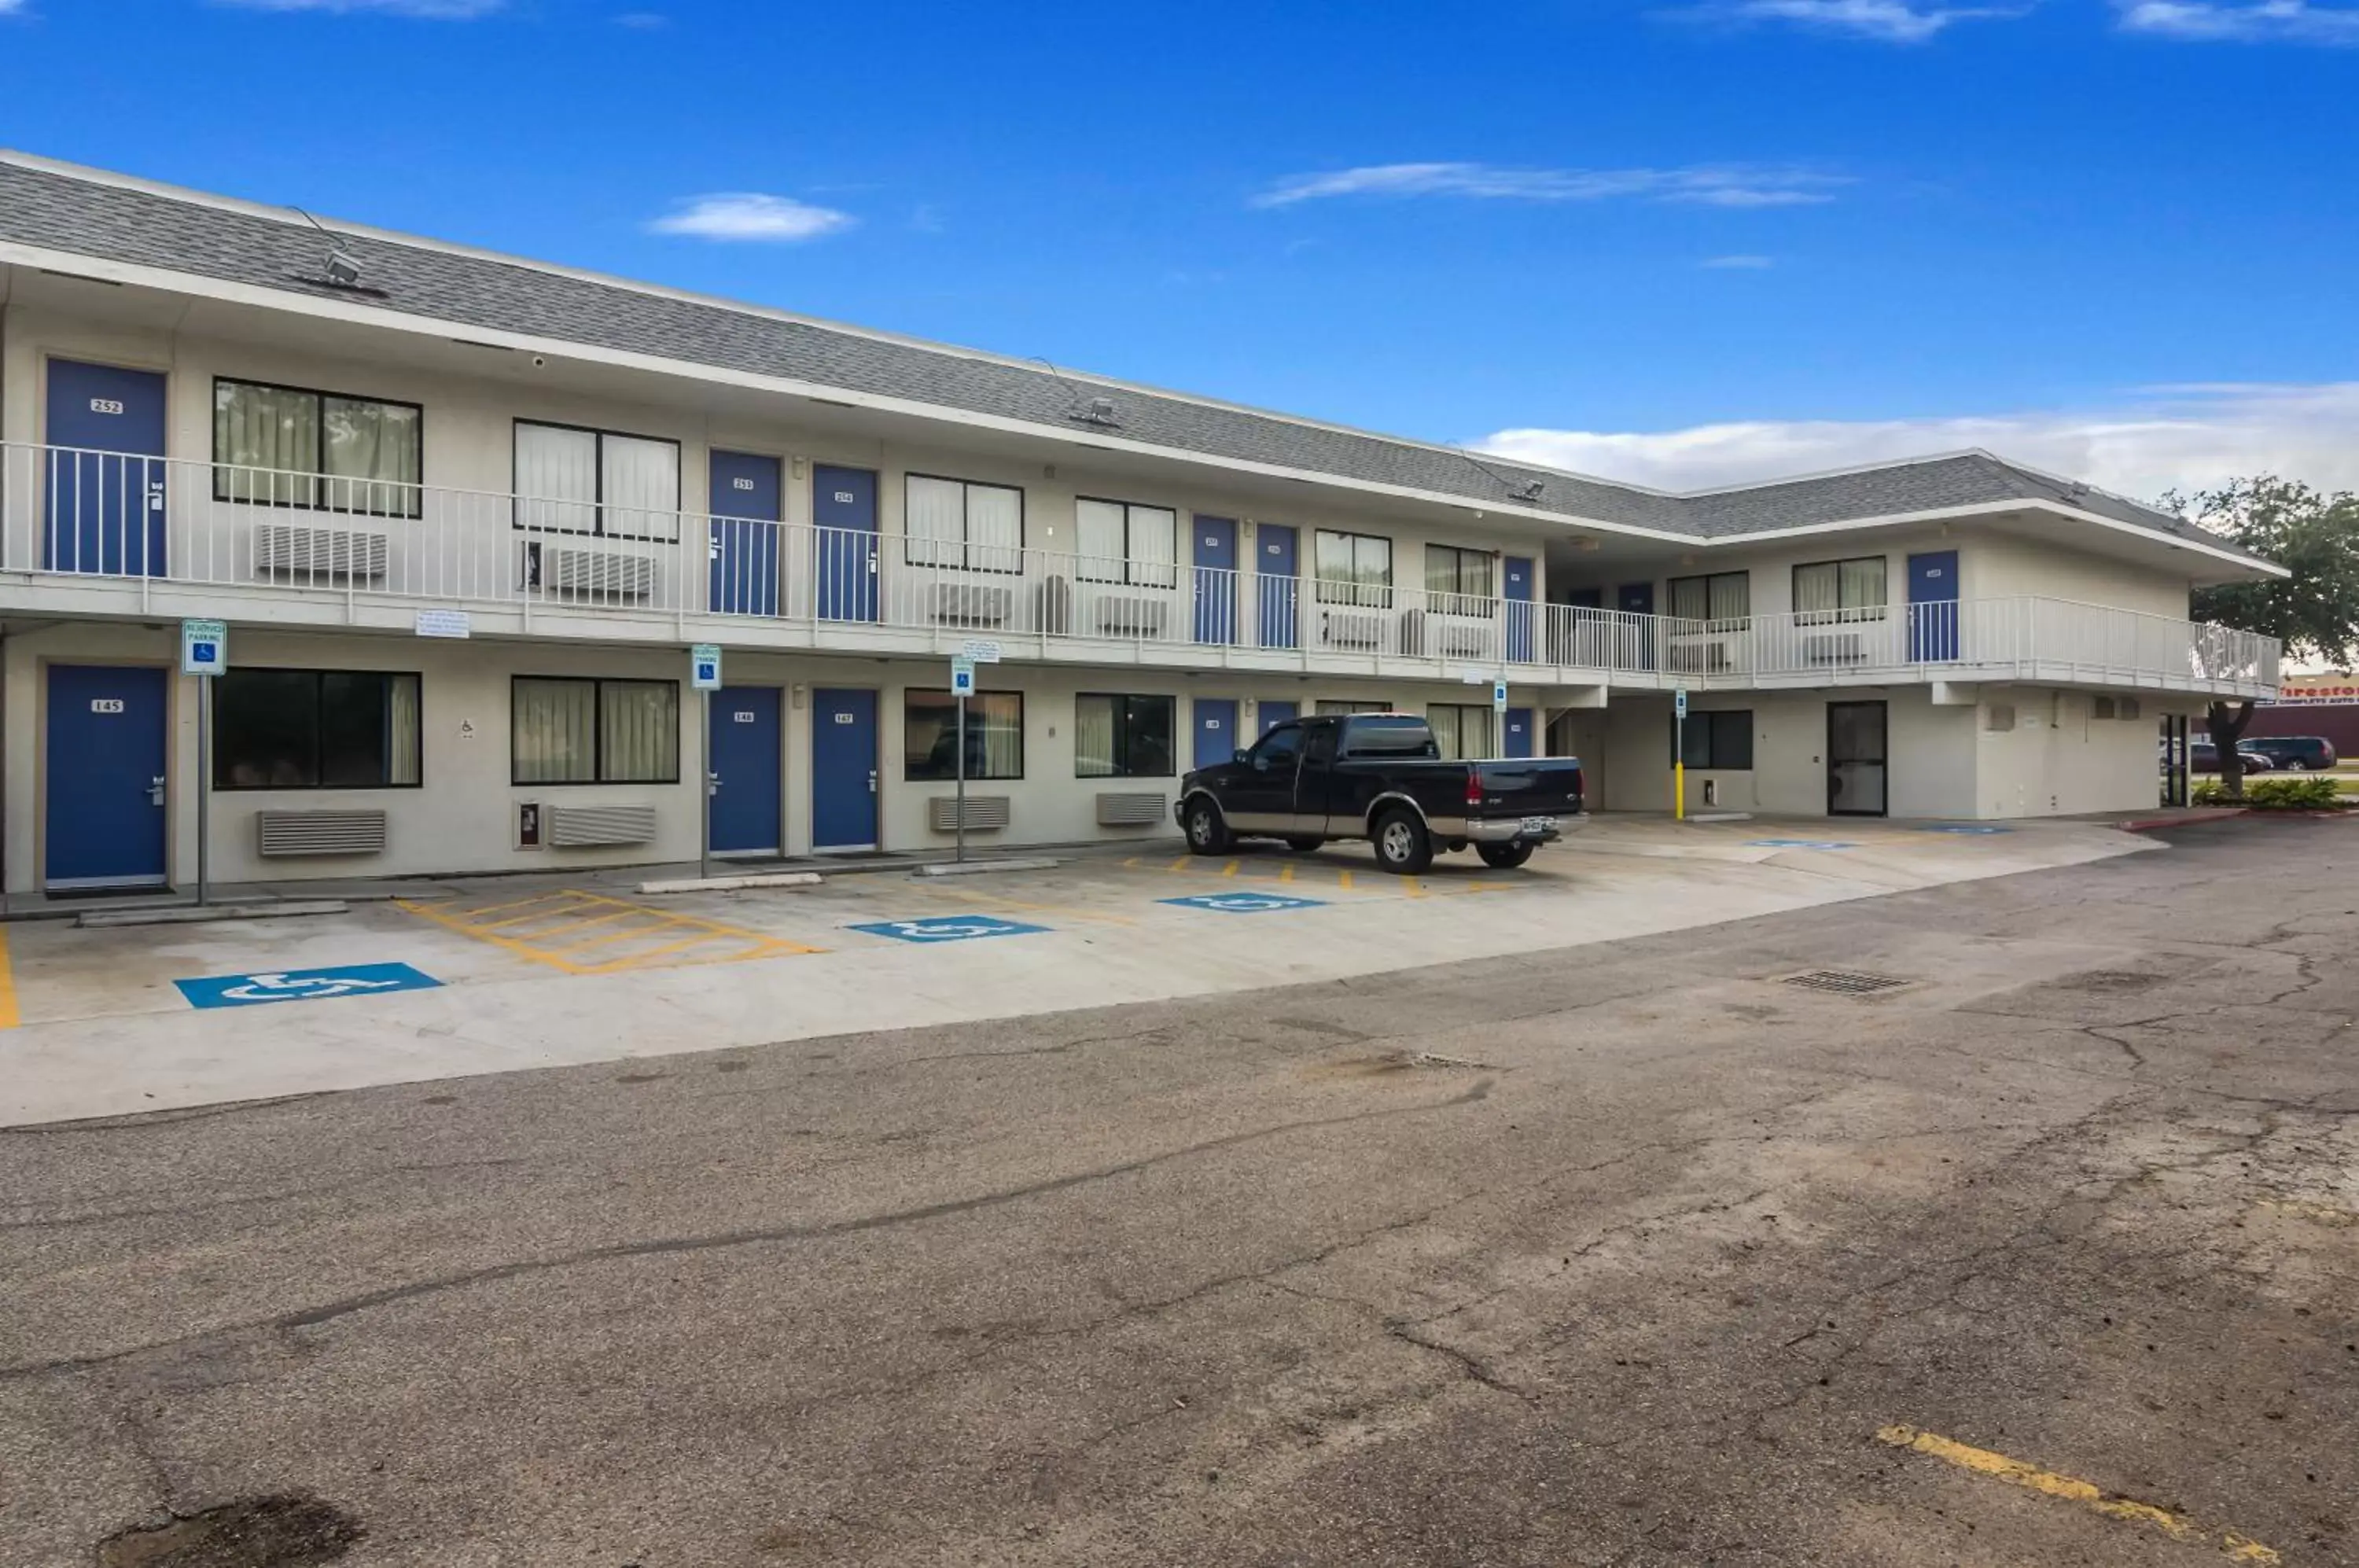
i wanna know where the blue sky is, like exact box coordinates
[2,0,2354,497]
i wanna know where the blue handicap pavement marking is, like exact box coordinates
[1923,824,2013,835]
[1160,893,1327,915]
[849,915,1049,944]
[175,962,443,1009]
[1747,838,1860,851]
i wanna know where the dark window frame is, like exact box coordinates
[1426,702,1494,760]
[1424,543,1496,613]
[903,688,1027,782]
[1666,570,1751,623]
[211,375,425,520]
[1674,709,1756,770]
[1792,557,1889,623]
[212,666,425,792]
[1314,528,1396,608]
[1075,691,1177,778]
[511,418,683,543]
[1073,495,1180,587]
[903,472,1027,575]
[509,674,682,786]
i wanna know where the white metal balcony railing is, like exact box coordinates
[0,442,2283,696]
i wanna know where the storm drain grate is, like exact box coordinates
[1784,970,1912,996]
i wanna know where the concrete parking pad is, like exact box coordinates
[0,815,2157,1124]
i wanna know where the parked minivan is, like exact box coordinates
[2240,735,2339,771]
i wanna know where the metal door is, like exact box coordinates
[708,686,782,856]
[811,688,879,849]
[813,465,879,623]
[708,451,782,616]
[1258,699,1298,734]
[1908,550,1960,661]
[1503,556,1535,664]
[45,664,169,889]
[1257,524,1298,649]
[1618,581,1654,669]
[1827,700,1888,817]
[44,360,167,577]
[1193,515,1238,645]
[1193,698,1239,769]
[1503,705,1535,759]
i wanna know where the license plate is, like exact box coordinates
[1518,816,1557,834]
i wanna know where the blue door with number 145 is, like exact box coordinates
[46,664,169,889]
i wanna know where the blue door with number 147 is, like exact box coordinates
[811,688,878,850]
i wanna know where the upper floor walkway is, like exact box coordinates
[0,440,2282,701]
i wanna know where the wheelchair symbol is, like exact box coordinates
[219,971,405,1003]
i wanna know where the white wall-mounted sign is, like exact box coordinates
[415,609,472,639]
[181,619,226,678]
[960,639,1003,664]
[690,644,722,691]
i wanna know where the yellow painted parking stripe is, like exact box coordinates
[1279,863,1295,884]
[446,889,582,920]
[0,925,17,1030]
[511,907,648,943]
[1875,1426,2278,1563]
[1167,856,1191,872]
[400,889,819,974]
[1220,859,1240,877]
[1400,876,1427,899]
[1338,870,1354,892]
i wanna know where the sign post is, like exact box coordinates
[950,656,977,863]
[691,645,722,879]
[1492,675,1508,756]
[181,620,226,906]
[1673,686,1689,823]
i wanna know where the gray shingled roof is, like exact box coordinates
[0,155,2270,572]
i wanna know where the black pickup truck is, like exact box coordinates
[1176,712,1585,874]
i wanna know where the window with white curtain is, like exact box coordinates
[1667,571,1750,623]
[1793,557,1888,623]
[512,676,678,784]
[1315,530,1393,607]
[213,378,422,517]
[904,690,1024,780]
[1075,694,1176,778]
[1073,499,1180,587]
[905,474,1023,572]
[512,421,680,541]
[1426,703,1494,760]
[1424,545,1494,613]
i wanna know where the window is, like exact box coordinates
[1426,703,1494,760]
[1793,557,1887,622]
[1667,571,1750,623]
[1984,704,2017,733]
[1315,699,1392,716]
[512,677,679,784]
[904,690,1024,780]
[1075,694,1176,778]
[513,421,681,541]
[1339,715,1440,759]
[907,474,1023,572]
[214,669,421,790]
[213,378,422,517]
[1425,545,1495,615]
[1075,498,1179,587]
[1315,529,1393,607]
[1674,709,1755,770]
[1249,723,1305,771]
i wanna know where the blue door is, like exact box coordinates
[46,664,169,889]
[45,360,167,577]
[1258,699,1298,735]
[811,688,878,849]
[708,686,782,855]
[1194,515,1238,645]
[1908,549,1960,661]
[708,451,782,616]
[814,466,879,623]
[1257,524,1298,649]
[1194,698,1239,769]
[1503,555,1536,664]
[1503,705,1536,759]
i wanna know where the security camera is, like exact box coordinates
[530,354,547,368]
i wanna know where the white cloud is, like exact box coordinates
[218,0,506,14]
[2114,0,2359,42]
[1702,253,1776,268]
[1698,0,2024,41]
[0,0,28,16]
[1249,162,1848,210]
[1475,383,2359,502]
[646,193,855,243]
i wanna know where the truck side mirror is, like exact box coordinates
[1238,749,1256,767]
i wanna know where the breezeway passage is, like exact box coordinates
[0,816,2162,1124]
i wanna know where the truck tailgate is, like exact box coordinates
[1470,759,1585,818]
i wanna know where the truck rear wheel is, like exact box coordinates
[1476,841,1535,870]
[1183,797,1232,855]
[1371,808,1433,875]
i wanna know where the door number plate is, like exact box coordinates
[90,698,126,713]
[89,398,125,416]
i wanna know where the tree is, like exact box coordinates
[2177,477,2359,797]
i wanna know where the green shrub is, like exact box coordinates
[2191,778,2226,805]
[2242,775,2343,810]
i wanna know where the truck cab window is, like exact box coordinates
[1252,723,1304,771]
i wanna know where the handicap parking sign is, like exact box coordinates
[175,962,443,1009]
[848,915,1048,944]
[1160,893,1327,915]
[1747,838,1859,851]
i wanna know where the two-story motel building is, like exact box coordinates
[0,153,2284,893]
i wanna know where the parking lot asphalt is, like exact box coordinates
[0,815,2351,1567]
[0,815,2152,1124]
